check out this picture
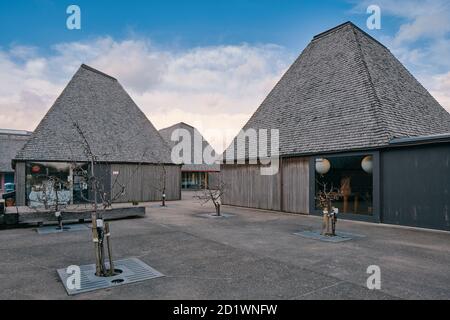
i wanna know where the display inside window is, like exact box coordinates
[315,155,374,215]
[181,172,209,189]
[25,162,89,207]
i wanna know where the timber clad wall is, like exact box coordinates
[221,158,310,213]
[14,162,26,206]
[90,164,112,203]
[14,162,181,206]
[111,164,181,203]
[221,164,281,211]
[208,172,221,187]
[282,157,310,214]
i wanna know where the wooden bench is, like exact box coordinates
[3,206,146,226]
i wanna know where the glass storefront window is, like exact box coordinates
[181,172,209,189]
[315,155,374,215]
[72,164,89,204]
[25,162,89,207]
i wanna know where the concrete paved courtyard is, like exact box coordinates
[0,192,449,300]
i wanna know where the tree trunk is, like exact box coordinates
[90,161,104,276]
[215,203,221,216]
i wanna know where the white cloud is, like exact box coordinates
[354,0,450,44]
[0,38,290,153]
[421,72,450,113]
[352,0,450,114]
[2,9,450,155]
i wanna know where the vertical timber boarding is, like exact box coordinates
[208,172,221,187]
[282,157,310,214]
[221,157,310,214]
[90,163,111,203]
[14,162,26,206]
[221,164,281,211]
[110,164,181,203]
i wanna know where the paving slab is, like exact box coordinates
[37,224,90,235]
[0,192,448,300]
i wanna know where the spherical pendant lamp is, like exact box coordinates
[315,158,331,175]
[361,155,373,174]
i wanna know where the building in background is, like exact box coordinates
[13,64,181,207]
[159,122,220,190]
[0,129,31,195]
[222,22,450,231]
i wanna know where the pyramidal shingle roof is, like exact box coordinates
[14,64,172,164]
[225,21,450,160]
[159,122,220,171]
[0,130,31,172]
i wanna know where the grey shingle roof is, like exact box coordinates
[159,122,220,172]
[14,64,173,164]
[225,22,450,160]
[0,130,31,172]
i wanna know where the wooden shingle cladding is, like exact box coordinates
[221,22,450,230]
[159,122,221,172]
[224,22,450,162]
[0,130,31,174]
[14,64,172,164]
[159,122,220,189]
[221,157,310,214]
[13,64,181,205]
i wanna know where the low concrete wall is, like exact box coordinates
[4,206,145,225]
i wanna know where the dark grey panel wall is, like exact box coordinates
[381,143,450,231]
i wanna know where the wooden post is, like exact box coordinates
[279,157,284,212]
[105,222,115,276]
[69,166,74,205]
[90,160,102,276]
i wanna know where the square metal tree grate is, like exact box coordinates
[57,258,164,295]
[37,224,90,235]
[196,213,235,219]
[293,230,365,243]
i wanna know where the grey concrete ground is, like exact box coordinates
[0,191,449,300]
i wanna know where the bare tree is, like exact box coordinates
[72,121,109,275]
[316,180,342,236]
[196,181,227,216]
[71,121,156,276]
[24,119,148,277]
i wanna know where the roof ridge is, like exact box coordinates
[313,21,388,50]
[80,64,117,81]
[0,129,32,136]
[350,26,392,143]
[14,64,173,164]
[178,122,194,128]
[313,21,353,39]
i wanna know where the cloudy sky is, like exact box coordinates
[0,0,449,152]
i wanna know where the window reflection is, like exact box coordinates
[25,162,89,207]
[181,172,209,189]
[315,155,374,215]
